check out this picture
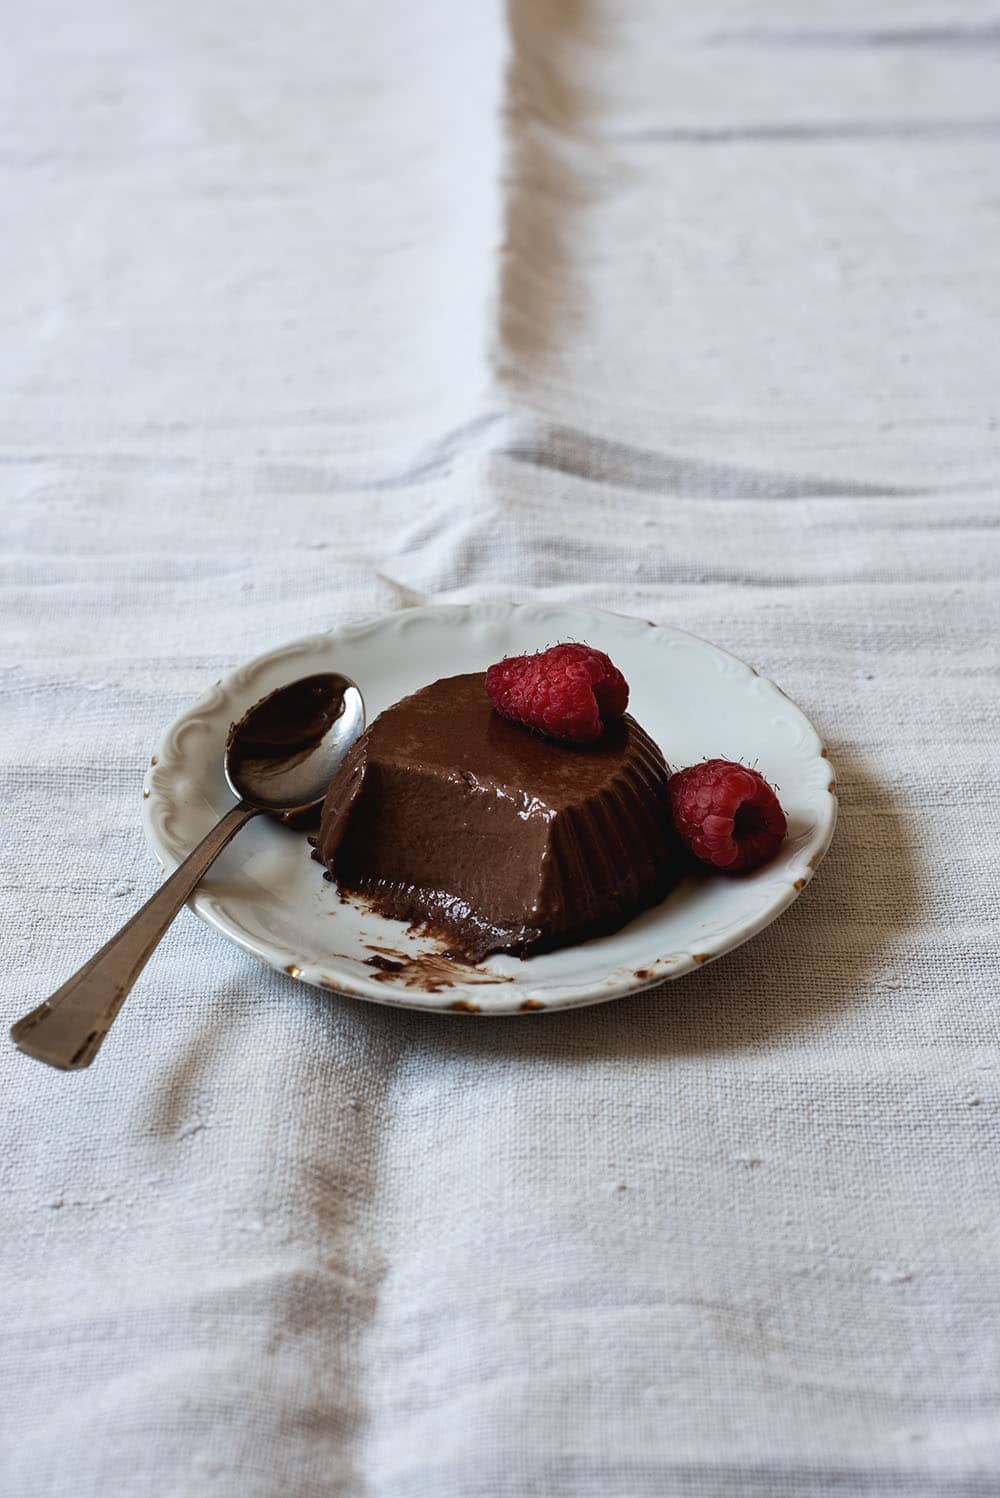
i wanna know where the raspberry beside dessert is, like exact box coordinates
[669,759,787,873]
[485,642,629,745]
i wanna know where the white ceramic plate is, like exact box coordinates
[143,604,837,1015]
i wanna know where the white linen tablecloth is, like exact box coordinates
[3,2,1000,1494]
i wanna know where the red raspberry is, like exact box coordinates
[669,759,787,873]
[485,643,629,745]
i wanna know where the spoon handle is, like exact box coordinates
[10,802,258,1071]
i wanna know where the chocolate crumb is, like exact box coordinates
[365,955,405,974]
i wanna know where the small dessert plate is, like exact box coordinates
[143,604,836,1015]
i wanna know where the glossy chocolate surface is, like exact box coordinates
[314,672,678,959]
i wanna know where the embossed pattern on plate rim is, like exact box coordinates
[142,603,837,1015]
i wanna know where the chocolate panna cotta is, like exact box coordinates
[311,671,680,960]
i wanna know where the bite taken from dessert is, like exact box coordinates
[307,643,788,963]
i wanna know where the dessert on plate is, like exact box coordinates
[312,648,679,960]
[311,643,787,961]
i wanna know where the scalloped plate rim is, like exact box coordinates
[141,603,838,1015]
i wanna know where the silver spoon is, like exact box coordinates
[10,672,365,1071]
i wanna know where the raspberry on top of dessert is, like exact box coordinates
[485,643,629,745]
[314,655,677,959]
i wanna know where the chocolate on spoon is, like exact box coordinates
[11,672,364,1071]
